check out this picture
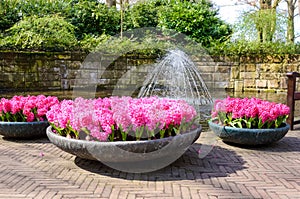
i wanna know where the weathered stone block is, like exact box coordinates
[270,63,283,72]
[228,81,235,90]
[214,82,229,89]
[216,65,230,73]
[256,80,267,88]
[197,65,215,73]
[261,72,281,80]
[214,73,230,81]
[279,77,287,89]
[56,53,71,60]
[245,64,256,72]
[244,79,256,88]
[25,73,38,82]
[268,79,279,89]
[286,64,298,72]
[237,64,244,72]
[240,72,257,79]
[259,63,283,73]
[230,66,239,79]
[234,80,244,92]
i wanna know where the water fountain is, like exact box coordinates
[138,49,213,117]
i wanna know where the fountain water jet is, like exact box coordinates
[138,49,213,116]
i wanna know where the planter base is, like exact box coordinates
[208,121,290,146]
[0,121,49,139]
[46,126,202,173]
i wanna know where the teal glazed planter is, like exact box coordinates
[208,121,290,146]
[0,121,49,139]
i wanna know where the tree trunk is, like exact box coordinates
[299,0,300,15]
[286,0,295,43]
[120,0,123,38]
[257,0,280,42]
[106,0,116,7]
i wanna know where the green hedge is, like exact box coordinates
[209,40,300,56]
[0,15,78,51]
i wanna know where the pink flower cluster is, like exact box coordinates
[46,96,197,141]
[0,95,59,122]
[212,97,290,128]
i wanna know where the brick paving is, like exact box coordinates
[0,129,299,199]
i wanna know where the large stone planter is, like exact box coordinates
[46,125,202,173]
[0,121,49,139]
[208,121,290,146]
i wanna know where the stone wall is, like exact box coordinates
[0,51,84,91]
[199,55,300,93]
[0,51,299,93]
[0,51,156,92]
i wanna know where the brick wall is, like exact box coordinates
[199,55,300,92]
[0,51,299,93]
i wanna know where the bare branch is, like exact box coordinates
[272,0,282,8]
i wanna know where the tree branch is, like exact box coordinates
[272,0,282,8]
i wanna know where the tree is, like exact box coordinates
[285,0,297,43]
[227,0,299,43]
[222,0,281,42]
[105,0,131,38]
[250,0,282,42]
[106,0,116,7]
[158,0,232,47]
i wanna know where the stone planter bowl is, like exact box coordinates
[0,121,49,139]
[46,125,202,173]
[208,121,290,146]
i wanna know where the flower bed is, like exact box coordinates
[0,95,59,138]
[211,97,290,129]
[209,97,290,146]
[46,96,200,142]
[0,95,59,122]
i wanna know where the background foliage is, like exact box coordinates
[157,0,232,47]
[66,0,120,40]
[1,15,77,51]
[0,0,298,56]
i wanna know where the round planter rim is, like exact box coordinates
[0,121,48,125]
[208,121,290,132]
[46,125,202,145]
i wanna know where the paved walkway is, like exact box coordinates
[0,128,299,199]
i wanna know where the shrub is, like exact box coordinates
[79,34,110,52]
[66,0,120,40]
[0,0,20,33]
[157,0,232,47]
[123,0,165,30]
[208,40,300,56]
[0,0,72,33]
[0,15,77,51]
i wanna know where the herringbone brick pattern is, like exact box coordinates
[0,130,299,199]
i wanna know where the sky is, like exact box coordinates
[210,0,300,42]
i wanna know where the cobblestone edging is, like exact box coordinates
[0,51,299,93]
